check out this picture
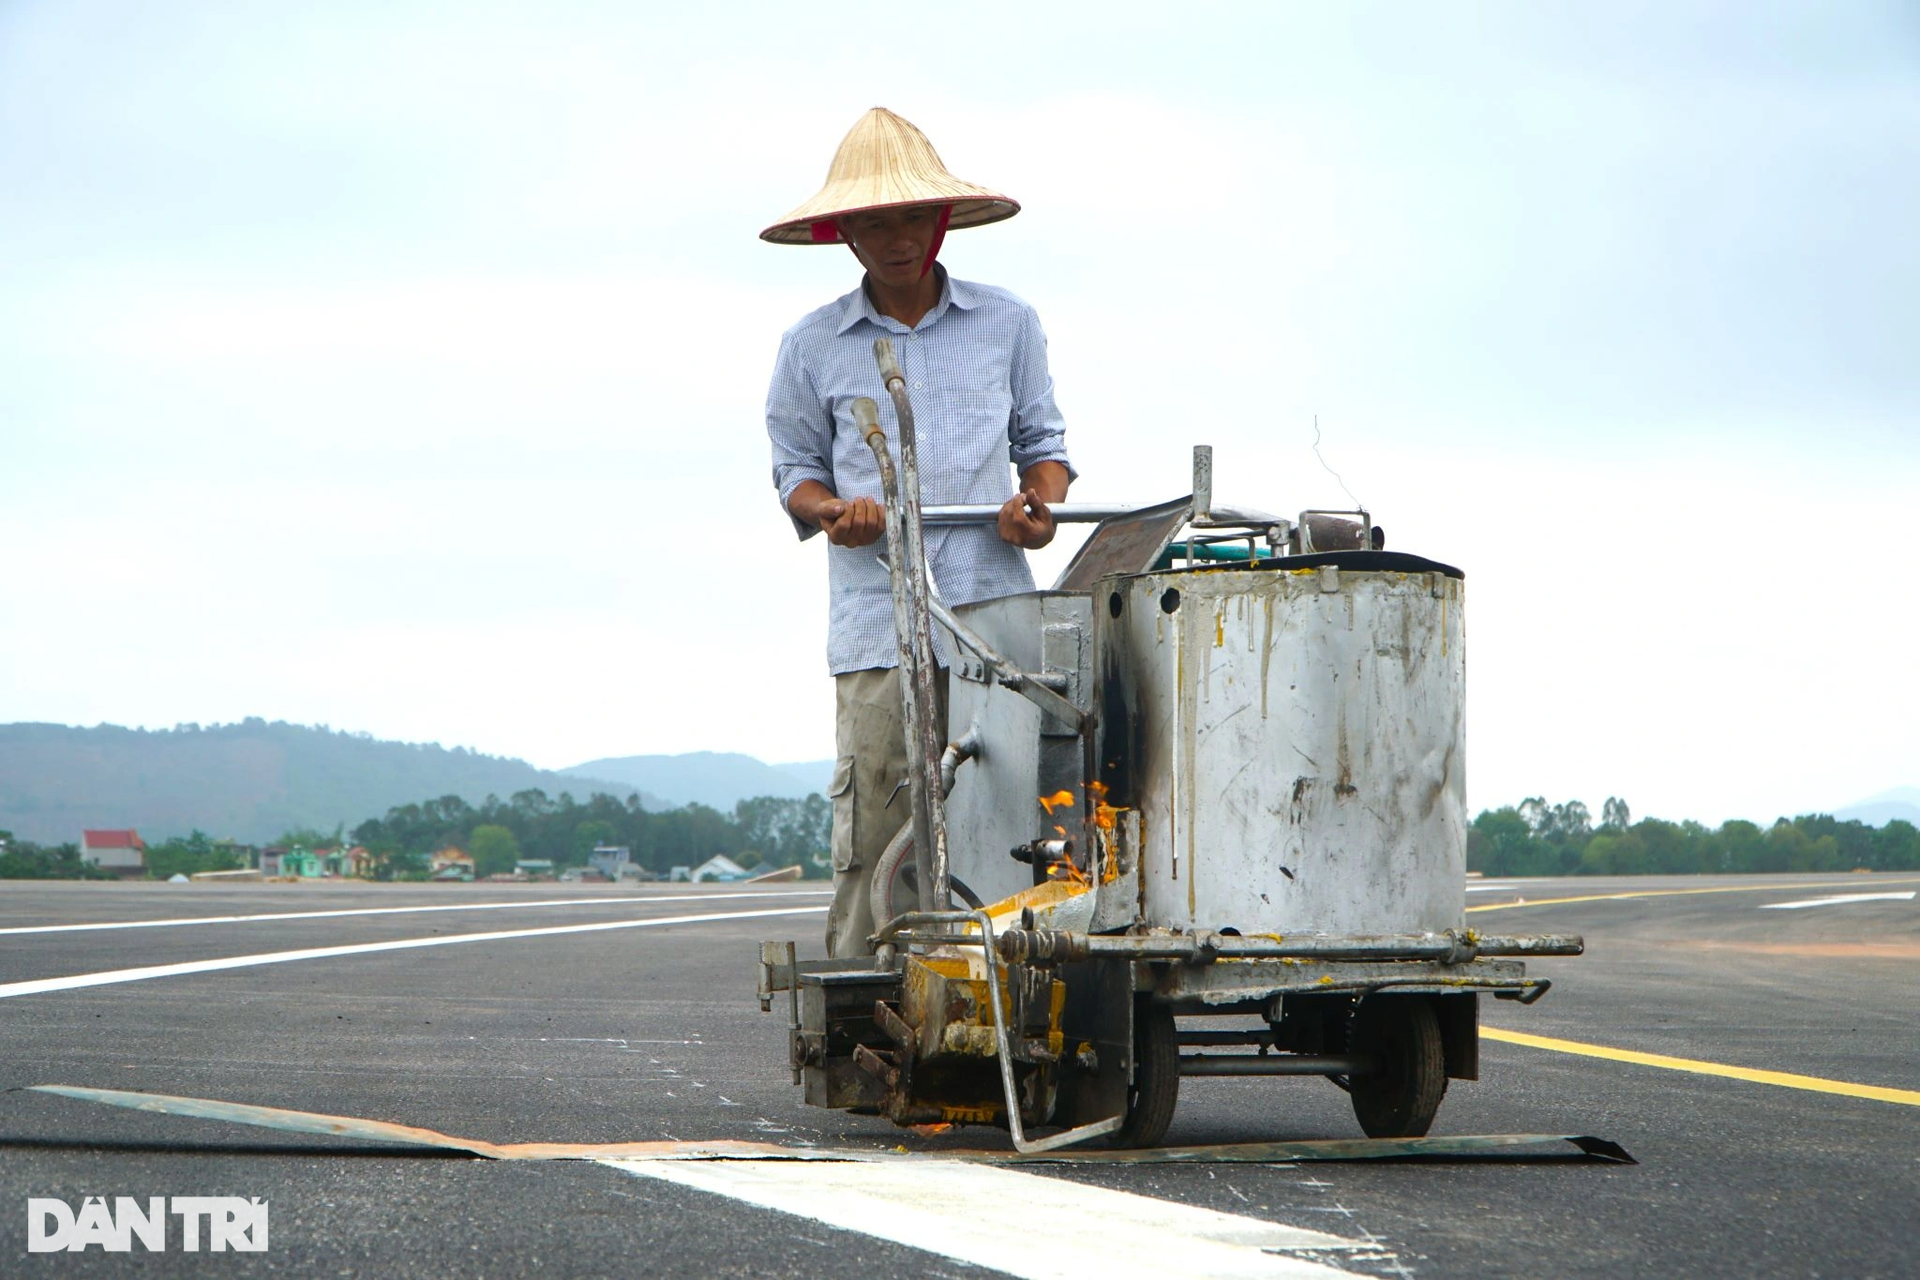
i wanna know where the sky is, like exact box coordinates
[2,1,1916,825]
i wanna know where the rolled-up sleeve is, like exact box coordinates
[766,332,836,540]
[1006,304,1076,481]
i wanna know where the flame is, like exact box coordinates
[1052,825,1066,836]
[1037,790,1075,816]
[1088,780,1121,833]
[1045,858,1090,887]
[910,1122,955,1136]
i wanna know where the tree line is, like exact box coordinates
[8,792,1916,880]
[0,789,832,881]
[1469,797,1920,876]
[349,788,831,879]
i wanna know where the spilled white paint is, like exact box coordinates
[1759,891,1916,910]
[0,905,825,999]
[605,1155,1370,1279]
[0,890,832,937]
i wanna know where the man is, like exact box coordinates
[763,107,1074,957]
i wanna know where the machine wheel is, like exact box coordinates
[869,820,982,924]
[1111,999,1178,1148]
[1347,995,1447,1138]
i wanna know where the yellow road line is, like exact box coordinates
[1466,877,1920,914]
[1481,1026,1920,1108]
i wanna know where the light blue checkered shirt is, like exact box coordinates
[767,269,1074,675]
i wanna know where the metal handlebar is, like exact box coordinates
[866,339,951,913]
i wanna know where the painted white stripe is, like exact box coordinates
[1760,891,1916,910]
[0,905,825,999]
[0,890,832,937]
[605,1156,1368,1279]
[1465,883,1519,893]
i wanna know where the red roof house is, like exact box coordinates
[81,828,147,874]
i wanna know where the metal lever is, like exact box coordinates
[866,338,952,913]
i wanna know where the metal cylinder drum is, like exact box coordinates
[1097,558,1466,936]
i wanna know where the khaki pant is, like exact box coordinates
[826,666,949,957]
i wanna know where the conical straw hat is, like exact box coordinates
[760,108,1019,245]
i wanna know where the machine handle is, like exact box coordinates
[873,338,906,391]
[851,396,884,448]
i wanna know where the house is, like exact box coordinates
[81,829,146,875]
[430,848,475,882]
[588,845,631,880]
[691,854,749,883]
[319,846,374,878]
[514,859,556,880]
[214,839,259,870]
[258,845,322,877]
[280,846,321,878]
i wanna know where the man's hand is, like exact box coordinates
[997,488,1056,550]
[787,481,885,547]
[817,496,885,548]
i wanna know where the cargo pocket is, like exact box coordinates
[828,755,857,872]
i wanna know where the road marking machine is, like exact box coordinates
[757,338,1583,1153]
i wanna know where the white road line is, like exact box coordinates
[0,890,833,937]
[0,905,825,999]
[1759,891,1917,910]
[1465,884,1519,893]
[605,1156,1369,1279]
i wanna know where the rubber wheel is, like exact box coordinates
[869,820,981,923]
[1111,999,1178,1148]
[1347,995,1447,1138]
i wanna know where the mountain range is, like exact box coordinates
[0,720,838,847]
[1832,786,1920,829]
[561,752,834,811]
[0,721,660,846]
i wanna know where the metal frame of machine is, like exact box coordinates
[757,338,1582,1152]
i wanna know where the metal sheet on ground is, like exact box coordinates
[22,1085,1632,1166]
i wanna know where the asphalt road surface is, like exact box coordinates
[3,874,1917,1277]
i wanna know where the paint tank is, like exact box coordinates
[1095,560,1466,936]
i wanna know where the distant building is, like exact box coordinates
[259,846,290,876]
[430,848,475,882]
[318,846,373,878]
[692,854,749,883]
[588,845,631,880]
[214,839,259,870]
[81,829,146,875]
[514,859,556,880]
